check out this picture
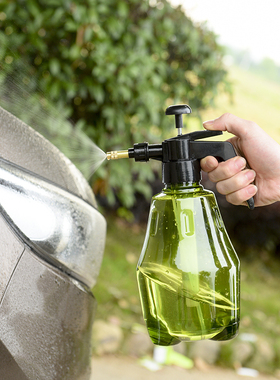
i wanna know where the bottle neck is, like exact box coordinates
[164,182,202,191]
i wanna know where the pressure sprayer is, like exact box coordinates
[107,104,254,345]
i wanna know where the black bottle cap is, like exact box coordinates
[162,160,201,184]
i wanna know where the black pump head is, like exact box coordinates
[130,104,238,183]
[107,104,254,209]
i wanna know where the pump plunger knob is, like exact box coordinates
[165,104,192,135]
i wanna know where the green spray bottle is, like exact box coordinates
[107,104,254,345]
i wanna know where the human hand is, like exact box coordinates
[200,113,280,207]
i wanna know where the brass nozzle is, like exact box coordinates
[106,150,129,160]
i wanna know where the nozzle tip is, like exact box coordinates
[106,152,113,160]
[106,150,129,160]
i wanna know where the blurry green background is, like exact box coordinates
[1,0,280,375]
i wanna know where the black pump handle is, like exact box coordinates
[190,140,254,210]
[165,104,192,116]
[165,105,192,131]
[190,140,236,161]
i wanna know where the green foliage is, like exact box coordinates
[0,0,228,207]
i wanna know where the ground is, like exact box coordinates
[91,356,278,380]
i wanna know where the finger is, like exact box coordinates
[203,113,258,139]
[207,156,246,183]
[216,169,256,195]
[226,185,258,206]
[200,156,219,173]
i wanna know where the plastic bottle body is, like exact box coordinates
[137,183,240,345]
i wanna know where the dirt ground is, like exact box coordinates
[91,356,278,380]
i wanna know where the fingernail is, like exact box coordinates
[235,157,246,170]
[247,185,257,196]
[202,157,216,171]
[245,170,256,182]
[203,119,215,127]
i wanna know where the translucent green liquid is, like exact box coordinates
[137,184,240,345]
[137,264,238,345]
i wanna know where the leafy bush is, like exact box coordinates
[0,0,228,207]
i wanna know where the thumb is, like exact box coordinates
[203,113,255,139]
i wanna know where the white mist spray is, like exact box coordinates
[0,50,106,179]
